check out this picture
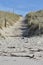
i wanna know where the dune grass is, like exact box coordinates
[0,11,21,28]
[25,10,43,36]
[26,10,43,28]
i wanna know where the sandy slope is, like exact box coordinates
[0,17,43,65]
[0,17,23,37]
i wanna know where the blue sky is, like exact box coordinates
[0,0,43,16]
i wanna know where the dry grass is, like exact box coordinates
[0,11,21,28]
[25,10,43,36]
[26,10,43,28]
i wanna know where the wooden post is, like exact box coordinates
[30,16,32,25]
[5,18,6,27]
[4,12,7,27]
[13,8,14,16]
[37,17,41,36]
[39,22,41,36]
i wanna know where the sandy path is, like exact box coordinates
[0,17,43,64]
[0,56,43,65]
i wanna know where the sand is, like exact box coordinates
[0,17,43,65]
[0,56,43,65]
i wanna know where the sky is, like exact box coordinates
[0,0,43,16]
